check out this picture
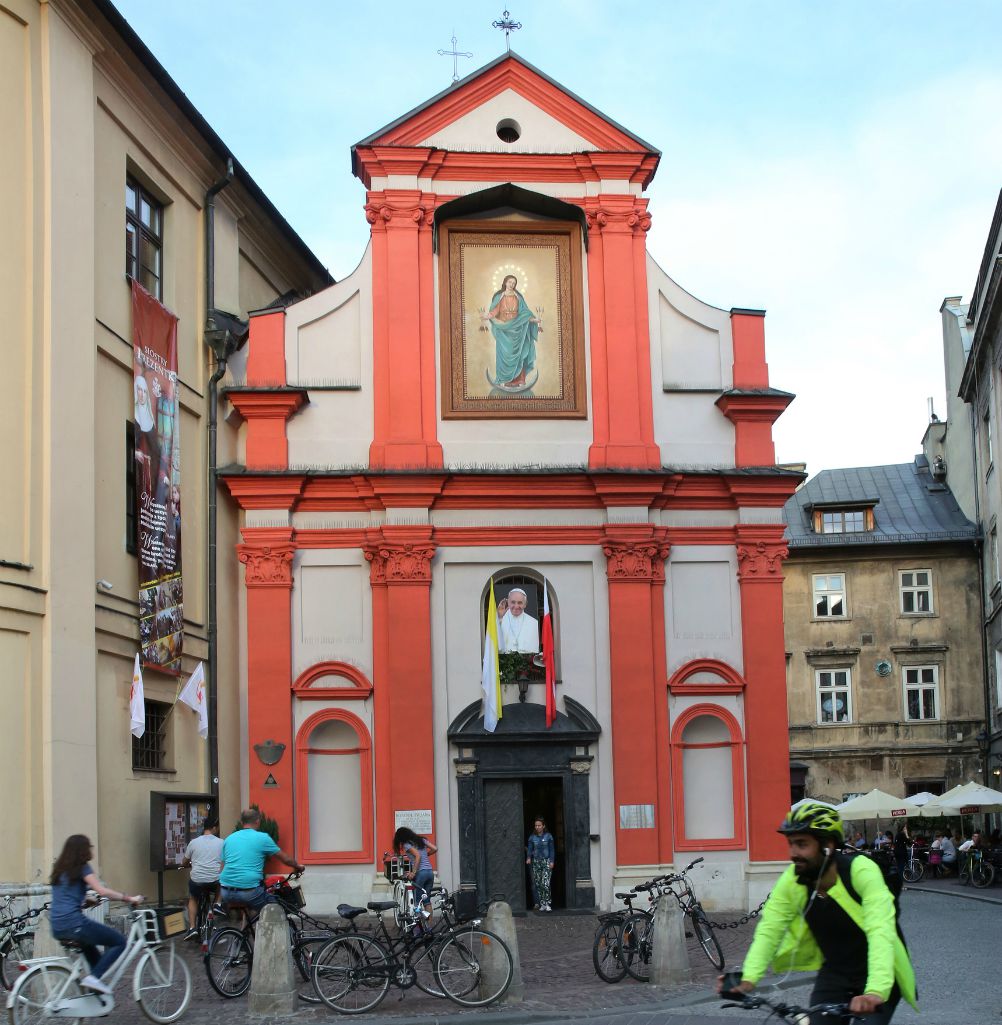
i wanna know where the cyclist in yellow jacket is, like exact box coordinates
[724,802,917,1024]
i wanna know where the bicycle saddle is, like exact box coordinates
[58,939,85,950]
[614,892,634,900]
[367,900,398,913]
[336,904,367,920]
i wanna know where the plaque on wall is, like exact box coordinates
[619,804,655,830]
[394,809,433,834]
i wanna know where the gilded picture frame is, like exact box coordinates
[439,219,587,419]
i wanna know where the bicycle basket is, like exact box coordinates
[451,889,478,923]
[147,906,185,942]
[277,882,306,909]
[383,856,406,882]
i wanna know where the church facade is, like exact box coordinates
[222,53,800,911]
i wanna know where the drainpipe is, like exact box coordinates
[204,158,234,800]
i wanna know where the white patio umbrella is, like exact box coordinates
[905,791,939,807]
[921,781,1002,815]
[835,789,923,820]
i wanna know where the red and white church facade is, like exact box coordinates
[222,53,799,912]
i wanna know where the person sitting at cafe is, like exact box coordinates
[938,832,957,872]
[958,831,985,853]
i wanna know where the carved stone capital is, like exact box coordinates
[364,202,392,226]
[585,206,651,235]
[238,544,295,588]
[736,539,789,582]
[365,542,436,585]
[569,758,593,775]
[364,202,431,229]
[602,538,670,581]
[627,209,653,234]
[455,761,478,778]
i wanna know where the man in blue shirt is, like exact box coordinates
[219,808,304,910]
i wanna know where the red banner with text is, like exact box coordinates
[132,280,183,674]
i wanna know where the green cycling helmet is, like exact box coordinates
[777,802,844,844]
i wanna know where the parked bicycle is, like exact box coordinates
[5,900,191,1025]
[901,842,924,884]
[311,889,513,1012]
[1,897,44,991]
[958,848,995,888]
[620,858,724,981]
[592,890,641,984]
[204,872,335,998]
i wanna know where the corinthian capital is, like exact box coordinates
[602,537,670,581]
[238,544,295,588]
[365,542,436,585]
[736,539,789,582]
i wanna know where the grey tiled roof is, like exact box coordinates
[783,458,979,547]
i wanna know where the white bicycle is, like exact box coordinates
[6,904,191,1024]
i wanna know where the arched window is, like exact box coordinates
[670,704,746,851]
[480,570,558,687]
[295,709,373,864]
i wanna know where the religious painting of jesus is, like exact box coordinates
[439,219,586,418]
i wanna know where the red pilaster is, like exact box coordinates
[602,526,671,865]
[365,527,437,857]
[585,197,661,470]
[715,391,793,467]
[227,390,307,470]
[735,525,790,861]
[365,191,443,470]
[730,309,769,389]
[238,528,296,857]
[247,310,288,386]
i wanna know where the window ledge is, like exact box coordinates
[815,721,854,727]
[810,617,852,624]
[131,768,177,778]
[899,612,937,619]
[890,643,948,654]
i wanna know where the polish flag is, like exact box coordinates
[542,579,556,728]
[130,653,146,738]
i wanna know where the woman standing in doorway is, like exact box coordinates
[526,817,555,912]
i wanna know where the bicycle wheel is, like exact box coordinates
[958,861,971,885]
[391,880,409,928]
[434,927,512,1007]
[2,931,34,990]
[136,945,192,1023]
[311,934,390,1014]
[620,911,653,982]
[205,927,253,998]
[902,860,923,884]
[689,907,724,970]
[972,861,995,888]
[411,937,447,997]
[592,918,627,983]
[9,961,81,1025]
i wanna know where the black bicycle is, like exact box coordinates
[722,989,858,1022]
[0,896,44,991]
[592,890,640,983]
[620,858,724,981]
[311,889,513,1013]
[204,873,336,998]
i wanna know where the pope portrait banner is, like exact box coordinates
[439,219,586,418]
[132,279,183,675]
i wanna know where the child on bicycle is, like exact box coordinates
[49,835,142,995]
[393,827,437,922]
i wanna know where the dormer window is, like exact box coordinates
[809,502,876,534]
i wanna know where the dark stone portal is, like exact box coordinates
[447,697,600,912]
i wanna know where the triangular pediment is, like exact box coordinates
[355,52,659,157]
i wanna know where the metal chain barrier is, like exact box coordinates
[697,897,766,931]
[5,902,50,930]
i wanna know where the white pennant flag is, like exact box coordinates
[130,653,146,738]
[178,662,209,739]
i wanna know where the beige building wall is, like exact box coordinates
[784,545,984,802]
[0,0,327,893]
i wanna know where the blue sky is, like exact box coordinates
[114,0,1002,474]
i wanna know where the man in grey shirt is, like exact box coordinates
[183,817,223,939]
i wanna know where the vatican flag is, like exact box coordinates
[481,579,502,733]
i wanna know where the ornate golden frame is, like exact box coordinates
[439,219,586,419]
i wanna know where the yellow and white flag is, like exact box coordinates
[481,579,502,733]
[130,653,146,738]
[178,661,209,739]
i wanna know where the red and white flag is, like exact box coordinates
[130,653,146,738]
[542,579,556,728]
[178,661,209,739]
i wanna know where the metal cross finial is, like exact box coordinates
[492,9,522,52]
[437,31,472,84]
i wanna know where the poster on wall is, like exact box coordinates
[148,792,215,872]
[132,280,183,675]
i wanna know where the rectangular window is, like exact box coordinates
[992,528,1000,589]
[903,665,939,721]
[899,569,933,614]
[821,509,865,534]
[817,669,852,724]
[125,422,137,555]
[995,649,1002,712]
[812,573,846,618]
[983,408,994,475]
[126,176,163,299]
[132,699,171,771]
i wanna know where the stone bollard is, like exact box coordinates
[248,903,297,1015]
[31,911,63,959]
[649,897,691,988]
[481,900,523,1003]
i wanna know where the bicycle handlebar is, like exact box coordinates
[722,992,852,1020]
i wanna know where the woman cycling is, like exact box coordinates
[49,834,142,994]
[393,827,437,921]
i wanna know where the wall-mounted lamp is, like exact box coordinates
[96,579,114,592]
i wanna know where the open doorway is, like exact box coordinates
[522,777,565,910]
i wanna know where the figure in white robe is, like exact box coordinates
[497,587,540,653]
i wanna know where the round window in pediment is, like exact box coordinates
[496,118,521,144]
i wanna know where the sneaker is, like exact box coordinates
[183,928,199,941]
[542,904,552,912]
[82,975,112,995]
[533,904,540,911]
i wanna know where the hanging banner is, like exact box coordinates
[132,280,183,674]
